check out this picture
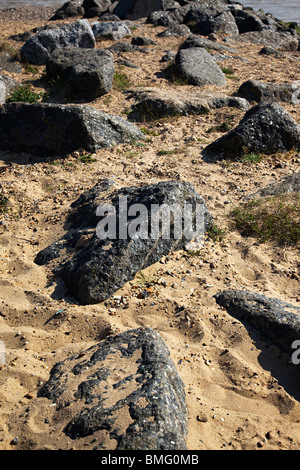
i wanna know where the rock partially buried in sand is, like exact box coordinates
[0,103,144,157]
[215,290,300,360]
[37,327,188,450]
[202,103,300,161]
[20,20,95,65]
[35,180,213,304]
[237,79,298,104]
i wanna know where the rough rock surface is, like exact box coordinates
[0,103,144,157]
[46,47,114,100]
[237,79,298,104]
[35,180,213,304]
[20,20,95,65]
[180,34,237,53]
[92,21,131,41]
[50,0,85,20]
[228,30,299,52]
[202,103,300,161]
[37,327,188,450]
[215,290,300,360]
[248,173,300,199]
[126,87,250,119]
[175,47,226,88]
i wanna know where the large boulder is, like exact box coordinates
[228,29,299,52]
[215,290,300,361]
[237,79,298,104]
[180,34,237,53]
[46,47,114,100]
[175,47,226,87]
[202,103,300,161]
[193,10,239,37]
[127,86,249,120]
[114,0,180,20]
[37,327,188,450]
[50,0,85,20]
[0,103,144,157]
[19,20,95,65]
[34,180,213,304]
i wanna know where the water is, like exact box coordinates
[240,1,300,24]
[0,0,299,24]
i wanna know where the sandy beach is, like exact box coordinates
[0,4,300,450]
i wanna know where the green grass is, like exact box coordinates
[7,85,45,103]
[207,223,226,243]
[232,193,300,246]
[78,153,97,164]
[239,152,262,164]
[113,71,131,91]
[164,62,188,86]
[0,193,9,214]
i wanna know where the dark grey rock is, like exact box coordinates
[107,41,147,54]
[114,0,180,20]
[180,34,237,53]
[161,50,176,62]
[50,0,85,20]
[183,0,228,26]
[0,52,22,74]
[215,290,300,359]
[237,79,298,104]
[46,47,114,100]
[232,9,265,34]
[228,29,299,52]
[202,103,300,161]
[37,327,188,450]
[194,10,239,37]
[35,180,212,304]
[0,103,144,157]
[157,24,191,37]
[127,87,249,120]
[175,47,226,87]
[92,21,131,41]
[20,20,95,66]
[259,46,279,56]
[82,0,112,17]
[131,36,157,46]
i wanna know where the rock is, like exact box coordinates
[228,30,299,52]
[46,47,114,100]
[202,103,300,161]
[50,0,85,20]
[180,34,237,53]
[0,75,17,104]
[20,20,95,66]
[131,36,157,46]
[35,180,212,304]
[175,48,226,88]
[237,79,298,104]
[114,0,180,20]
[92,21,131,41]
[37,327,188,449]
[259,46,279,56]
[161,50,176,62]
[248,173,300,199]
[195,10,239,37]
[157,24,191,37]
[184,0,228,26]
[107,41,147,54]
[126,87,249,120]
[0,52,22,74]
[232,9,265,34]
[0,103,144,157]
[82,0,112,17]
[215,290,300,359]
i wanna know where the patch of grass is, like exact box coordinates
[231,193,300,246]
[7,85,45,103]
[135,271,156,288]
[113,71,131,91]
[239,152,262,164]
[0,41,20,61]
[0,193,9,214]
[164,62,188,86]
[222,67,234,75]
[208,121,233,133]
[78,153,97,164]
[23,63,39,74]
[207,223,226,243]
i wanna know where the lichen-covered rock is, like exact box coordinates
[202,103,300,161]
[0,103,144,157]
[92,21,131,41]
[237,79,298,104]
[46,47,114,100]
[37,327,188,450]
[20,20,95,65]
[35,180,212,304]
[215,290,300,358]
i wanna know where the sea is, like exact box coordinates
[0,0,299,25]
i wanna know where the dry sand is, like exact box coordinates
[0,6,300,451]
